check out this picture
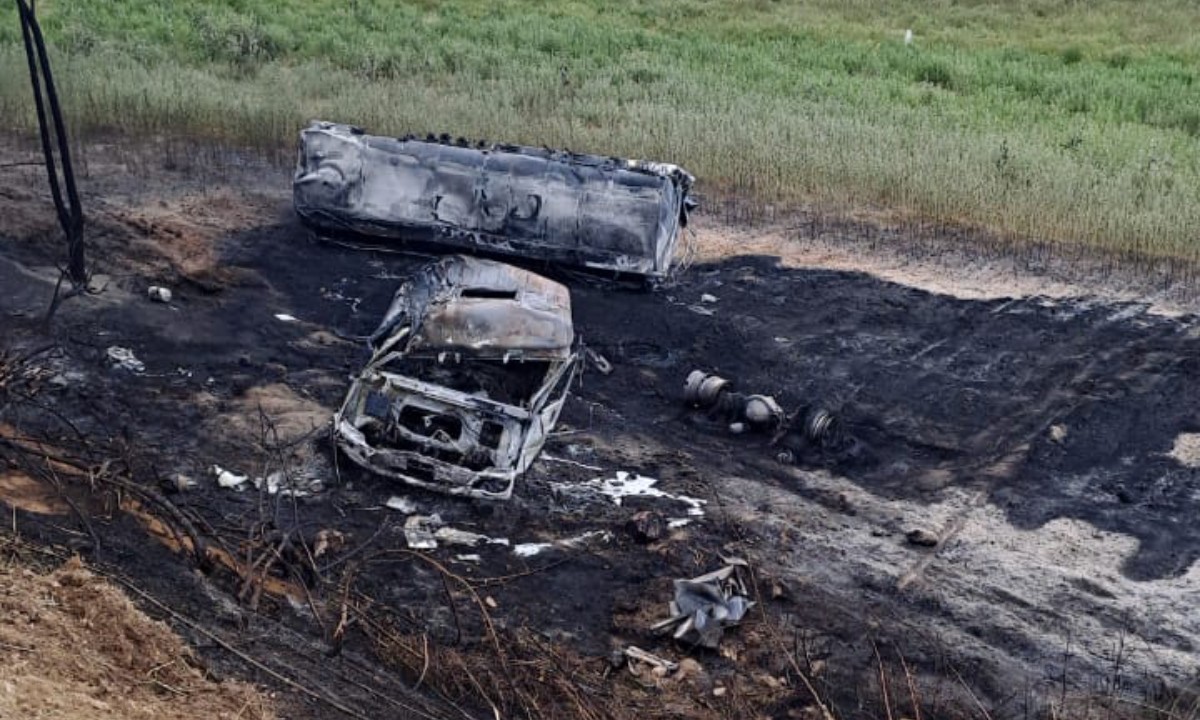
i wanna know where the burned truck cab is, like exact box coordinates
[335,255,578,500]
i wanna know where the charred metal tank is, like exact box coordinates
[294,121,695,279]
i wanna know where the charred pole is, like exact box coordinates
[15,0,86,287]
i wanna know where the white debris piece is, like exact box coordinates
[700,293,718,304]
[212,465,249,489]
[106,346,145,374]
[513,530,611,558]
[513,542,553,558]
[274,313,299,323]
[253,470,321,498]
[554,471,707,517]
[147,286,173,303]
[385,496,418,513]
[434,527,510,548]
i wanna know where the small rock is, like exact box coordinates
[700,293,719,304]
[1049,424,1068,443]
[905,528,939,547]
[712,686,727,698]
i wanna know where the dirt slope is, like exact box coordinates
[0,555,273,720]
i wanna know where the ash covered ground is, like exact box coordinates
[2,142,1199,719]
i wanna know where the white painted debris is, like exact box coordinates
[105,346,145,373]
[667,518,692,529]
[554,471,707,517]
[212,465,249,489]
[513,542,553,558]
[513,530,611,557]
[700,293,718,303]
[212,465,321,496]
[274,313,299,323]
[385,496,418,513]
[147,286,173,303]
[434,527,510,548]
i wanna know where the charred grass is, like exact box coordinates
[2,1,1200,265]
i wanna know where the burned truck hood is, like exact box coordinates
[294,121,695,279]
[369,255,573,361]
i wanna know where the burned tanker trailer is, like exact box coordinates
[294,121,695,279]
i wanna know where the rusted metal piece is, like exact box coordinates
[294,121,695,279]
[335,255,579,500]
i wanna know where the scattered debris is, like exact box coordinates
[552,471,706,517]
[652,563,755,649]
[627,510,667,543]
[147,285,172,303]
[1049,424,1069,443]
[404,515,441,550]
[434,527,509,548]
[212,465,248,489]
[512,530,611,558]
[274,313,299,323]
[105,346,145,374]
[624,646,679,674]
[385,495,418,513]
[294,121,695,280]
[335,255,580,500]
[683,369,844,453]
[400,514,509,550]
[211,465,322,497]
[164,473,196,493]
[585,348,613,375]
[311,529,346,558]
[684,370,785,431]
[906,527,940,547]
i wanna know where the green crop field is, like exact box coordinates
[2,1,1199,262]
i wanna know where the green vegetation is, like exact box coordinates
[2,0,1200,261]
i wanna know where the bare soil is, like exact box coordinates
[0,553,273,720]
[2,138,1199,719]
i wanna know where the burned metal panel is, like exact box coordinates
[335,256,579,499]
[294,121,695,279]
[370,254,574,360]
